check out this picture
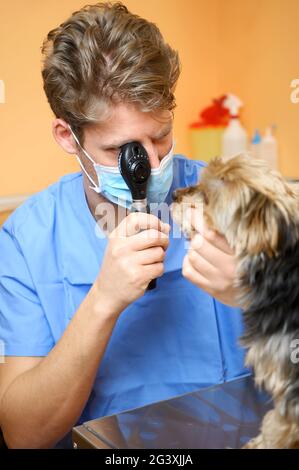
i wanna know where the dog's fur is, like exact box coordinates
[171,154,299,448]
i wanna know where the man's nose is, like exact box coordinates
[145,143,160,169]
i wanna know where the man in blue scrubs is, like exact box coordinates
[0,3,247,448]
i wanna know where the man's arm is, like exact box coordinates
[0,212,169,448]
[0,284,118,448]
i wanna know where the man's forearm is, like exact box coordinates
[0,284,119,448]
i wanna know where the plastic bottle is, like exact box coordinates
[250,129,262,159]
[260,126,278,170]
[222,94,248,158]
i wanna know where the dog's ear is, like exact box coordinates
[235,191,299,257]
[209,156,299,257]
[238,194,281,256]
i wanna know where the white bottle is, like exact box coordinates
[250,129,262,159]
[222,94,248,158]
[261,126,278,170]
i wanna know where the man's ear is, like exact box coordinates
[52,118,78,154]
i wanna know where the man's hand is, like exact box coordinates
[95,212,170,316]
[182,209,240,307]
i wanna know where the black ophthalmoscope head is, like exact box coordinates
[118,142,151,202]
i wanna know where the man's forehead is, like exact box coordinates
[88,109,173,148]
[101,121,173,149]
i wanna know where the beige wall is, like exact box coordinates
[0,0,218,197]
[0,0,298,198]
[216,0,299,178]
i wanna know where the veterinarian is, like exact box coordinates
[0,2,248,448]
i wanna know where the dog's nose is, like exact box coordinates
[172,190,178,202]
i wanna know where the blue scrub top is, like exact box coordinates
[0,155,248,428]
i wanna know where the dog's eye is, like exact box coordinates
[202,191,209,204]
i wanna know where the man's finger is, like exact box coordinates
[190,232,233,268]
[115,212,170,237]
[182,255,211,291]
[132,229,169,251]
[190,212,234,255]
[188,247,218,280]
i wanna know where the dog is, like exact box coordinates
[171,153,299,448]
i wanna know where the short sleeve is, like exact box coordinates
[0,225,55,356]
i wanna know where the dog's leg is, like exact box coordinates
[243,407,299,449]
[243,432,265,449]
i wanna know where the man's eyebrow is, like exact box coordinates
[101,140,130,150]
[154,123,173,139]
[100,123,173,150]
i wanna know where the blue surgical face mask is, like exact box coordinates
[69,126,174,209]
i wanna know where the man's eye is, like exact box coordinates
[157,131,171,141]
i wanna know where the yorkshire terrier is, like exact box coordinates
[171,154,299,449]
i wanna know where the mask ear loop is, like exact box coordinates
[151,140,175,175]
[68,125,100,193]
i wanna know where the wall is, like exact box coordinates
[216,0,299,177]
[0,0,298,199]
[0,0,218,197]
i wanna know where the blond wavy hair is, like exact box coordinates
[41,2,180,141]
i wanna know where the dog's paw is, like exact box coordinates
[170,202,194,239]
[242,433,265,449]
